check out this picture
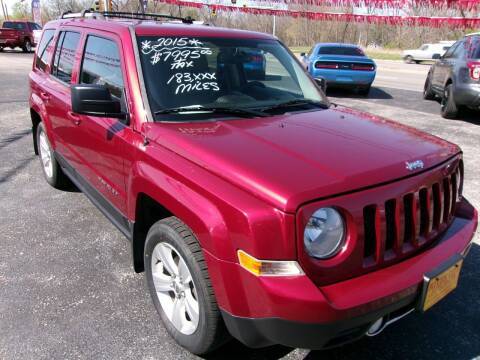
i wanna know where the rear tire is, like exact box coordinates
[423,75,435,100]
[404,55,414,64]
[36,122,70,189]
[144,217,228,355]
[440,84,459,119]
[22,39,32,53]
[358,84,371,96]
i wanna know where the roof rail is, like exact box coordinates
[59,9,194,24]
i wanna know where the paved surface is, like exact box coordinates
[374,60,430,92]
[0,50,479,360]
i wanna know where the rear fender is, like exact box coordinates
[29,86,56,149]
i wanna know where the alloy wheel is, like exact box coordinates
[39,130,53,179]
[151,242,200,335]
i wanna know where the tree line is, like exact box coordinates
[2,0,476,49]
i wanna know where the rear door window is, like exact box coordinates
[80,35,125,100]
[51,31,81,84]
[35,29,55,72]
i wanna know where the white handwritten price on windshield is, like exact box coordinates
[141,37,213,69]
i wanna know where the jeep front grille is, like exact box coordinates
[362,161,463,267]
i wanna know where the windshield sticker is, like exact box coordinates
[141,37,219,96]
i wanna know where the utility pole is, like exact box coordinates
[0,0,8,20]
[273,14,276,36]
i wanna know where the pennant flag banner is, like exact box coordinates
[162,0,480,28]
[249,0,479,10]
[31,0,42,24]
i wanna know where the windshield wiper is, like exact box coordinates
[154,106,267,118]
[259,99,330,113]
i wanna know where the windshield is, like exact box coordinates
[2,22,26,30]
[318,46,364,56]
[137,36,327,120]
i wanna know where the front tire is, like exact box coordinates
[404,55,414,64]
[36,122,70,189]
[144,217,228,355]
[440,84,459,119]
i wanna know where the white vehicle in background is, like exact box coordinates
[402,41,455,63]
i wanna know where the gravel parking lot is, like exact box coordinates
[0,51,479,360]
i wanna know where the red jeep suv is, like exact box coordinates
[29,11,477,355]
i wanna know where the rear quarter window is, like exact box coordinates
[35,29,55,72]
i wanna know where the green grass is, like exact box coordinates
[365,50,402,61]
[289,46,403,61]
[290,46,311,55]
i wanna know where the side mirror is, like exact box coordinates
[300,52,306,57]
[432,53,441,60]
[71,84,127,119]
[314,77,327,92]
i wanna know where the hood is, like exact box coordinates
[144,107,459,213]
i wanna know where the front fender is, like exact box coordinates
[126,140,297,311]
[128,161,231,259]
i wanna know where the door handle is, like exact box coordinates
[39,92,50,101]
[67,111,81,126]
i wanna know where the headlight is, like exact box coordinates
[304,207,345,259]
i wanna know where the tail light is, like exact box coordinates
[467,61,480,80]
[352,64,375,71]
[250,55,263,62]
[315,62,339,69]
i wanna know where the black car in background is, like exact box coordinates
[424,33,480,118]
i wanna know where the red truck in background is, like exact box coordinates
[0,20,41,52]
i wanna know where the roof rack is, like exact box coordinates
[59,9,194,24]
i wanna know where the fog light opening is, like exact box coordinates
[366,317,385,336]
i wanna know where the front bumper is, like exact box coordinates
[205,198,477,349]
[221,294,417,349]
